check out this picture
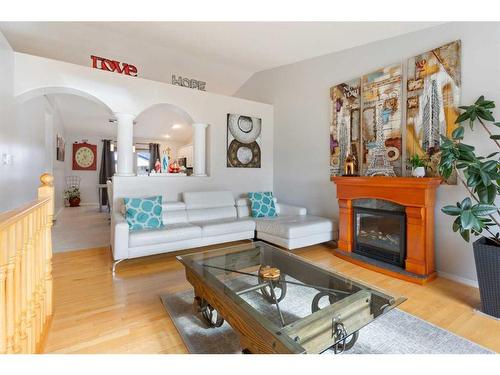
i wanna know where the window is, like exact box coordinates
[136,150,150,175]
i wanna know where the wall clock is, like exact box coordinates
[72,142,97,170]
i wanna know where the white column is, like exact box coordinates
[192,123,208,177]
[115,112,136,176]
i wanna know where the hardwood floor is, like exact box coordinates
[43,242,500,353]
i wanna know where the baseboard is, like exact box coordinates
[437,271,478,288]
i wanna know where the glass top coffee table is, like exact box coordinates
[177,241,406,354]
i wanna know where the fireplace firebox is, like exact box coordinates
[352,199,406,268]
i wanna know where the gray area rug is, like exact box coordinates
[161,280,493,354]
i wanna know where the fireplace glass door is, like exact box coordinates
[353,200,406,267]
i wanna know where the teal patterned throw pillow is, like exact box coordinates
[123,196,163,231]
[248,192,278,218]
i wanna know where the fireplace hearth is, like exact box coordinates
[353,199,406,268]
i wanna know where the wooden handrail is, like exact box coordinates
[0,173,54,353]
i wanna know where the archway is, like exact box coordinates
[134,103,196,175]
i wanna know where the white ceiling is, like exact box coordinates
[0,22,442,95]
[50,94,193,142]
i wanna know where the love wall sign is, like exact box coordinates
[91,55,138,77]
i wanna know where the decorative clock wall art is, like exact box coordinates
[227,114,261,168]
[72,142,97,171]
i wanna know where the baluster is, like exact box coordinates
[19,216,28,352]
[25,212,34,353]
[33,209,41,345]
[6,225,16,353]
[14,220,23,352]
[0,231,7,354]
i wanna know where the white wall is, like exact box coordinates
[11,53,274,208]
[0,32,17,211]
[236,22,500,286]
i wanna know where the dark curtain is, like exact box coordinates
[99,139,115,206]
[149,143,160,172]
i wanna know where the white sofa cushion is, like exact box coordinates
[129,223,201,247]
[236,197,305,217]
[186,206,237,222]
[162,202,188,225]
[254,215,333,239]
[193,218,256,237]
[183,191,235,209]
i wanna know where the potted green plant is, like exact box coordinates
[408,154,427,177]
[439,96,500,318]
[65,186,81,207]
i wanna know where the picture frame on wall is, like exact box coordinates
[226,113,262,168]
[56,133,66,162]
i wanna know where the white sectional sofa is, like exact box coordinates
[111,191,337,271]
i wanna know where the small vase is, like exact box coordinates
[412,167,425,178]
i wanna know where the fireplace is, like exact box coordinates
[352,199,406,268]
[331,176,441,284]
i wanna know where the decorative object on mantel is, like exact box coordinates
[227,113,262,168]
[343,152,358,176]
[439,95,500,318]
[161,147,171,173]
[364,103,396,176]
[331,176,441,284]
[406,40,461,185]
[168,160,181,173]
[72,141,97,171]
[361,64,403,176]
[408,154,428,177]
[154,158,161,173]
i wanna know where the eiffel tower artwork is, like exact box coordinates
[365,103,396,177]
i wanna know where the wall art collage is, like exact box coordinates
[329,40,461,184]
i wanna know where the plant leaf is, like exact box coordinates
[490,135,500,140]
[476,183,497,204]
[442,205,462,216]
[471,203,498,216]
[460,210,474,230]
[459,228,470,242]
[451,126,465,140]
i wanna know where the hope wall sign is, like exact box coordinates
[91,55,138,77]
[172,75,206,91]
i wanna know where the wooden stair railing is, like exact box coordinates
[0,173,54,354]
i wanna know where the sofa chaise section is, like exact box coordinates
[236,198,337,250]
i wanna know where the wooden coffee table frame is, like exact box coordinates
[177,242,404,354]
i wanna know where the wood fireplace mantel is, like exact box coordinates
[331,176,441,284]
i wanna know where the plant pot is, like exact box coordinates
[473,237,500,318]
[69,197,80,207]
[411,166,426,178]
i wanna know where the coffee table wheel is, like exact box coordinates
[311,291,339,313]
[198,299,224,328]
[259,274,287,304]
[333,331,359,352]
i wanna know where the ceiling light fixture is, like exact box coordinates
[164,134,171,139]
[172,124,183,129]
